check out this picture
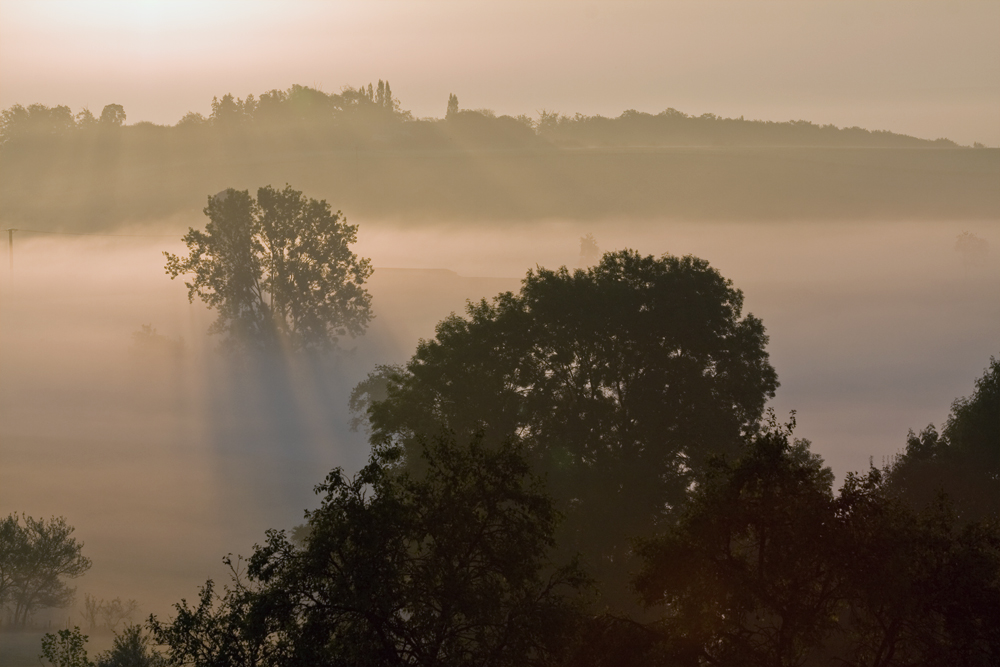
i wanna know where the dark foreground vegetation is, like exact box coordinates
[45,249,989,666]
[6,244,999,665]
[139,251,998,667]
[2,83,997,229]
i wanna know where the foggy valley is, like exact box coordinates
[1,2,998,666]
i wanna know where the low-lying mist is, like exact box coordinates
[0,217,996,621]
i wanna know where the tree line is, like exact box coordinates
[3,83,996,231]
[0,82,966,151]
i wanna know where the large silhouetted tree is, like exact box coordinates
[355,250,778,607]
[164,185,373,352]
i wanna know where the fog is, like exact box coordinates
[1,2,999,662]
[1,217,996,621]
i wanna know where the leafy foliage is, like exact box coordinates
[358,250,778,606]
[164,185,373,352]
[94,624,166,667]
[2,89,960,150]
[889,357,999,521]
[836,468,1000,667]
[635,413,1000,667]
[40,627,92,667]
[635,416,841,667]
[149,574,270,667]
[0,514,91,627]
[98,104,126,127]
[152,435,586,667]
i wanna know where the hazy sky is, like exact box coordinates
[2,0,998,145]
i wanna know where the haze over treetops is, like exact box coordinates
[2,83,997,229]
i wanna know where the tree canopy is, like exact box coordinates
[0,514,92,627]
[164,185,373,353]
[634,417,1000,667]
[1,85,963,150]
[635,418,841,667]
[151,435,586,667]
[888,356,999,521]
[355,249,778,607]
[4,81,989,232]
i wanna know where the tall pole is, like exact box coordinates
[7,229,12,273]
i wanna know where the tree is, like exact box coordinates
[40,627,92,667]
[357,250,778,607]
[80,593,101,632]
[888,357,999,521]
[835,467,1000,667]
[955,231,989,269]
[0,103,75,144]
[80,594,140,632]
[579,233,600,266]
[151,435,586,667]
[1,514,92,627]
[40,624,166,667]
[94,624,166,667]
[634,417,842,667]
[383,80,395,110]
[99,104,126,127]
[209,93,255,127]
[164,185,373,352]
[633,414,1000,667]
[377,80,389,108]
[0,513,27,619]
[149,573,270,667]
[75,108,98,128]
[446,93,459,119]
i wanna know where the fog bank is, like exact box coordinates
[0,217,996,618]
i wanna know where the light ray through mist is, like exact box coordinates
[1,218,997,619]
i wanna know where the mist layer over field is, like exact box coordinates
[0,217,996,620]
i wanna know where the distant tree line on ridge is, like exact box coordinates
[0,81,969,151]
[4,81,997,230]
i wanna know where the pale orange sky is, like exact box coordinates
[1,0,998,145]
